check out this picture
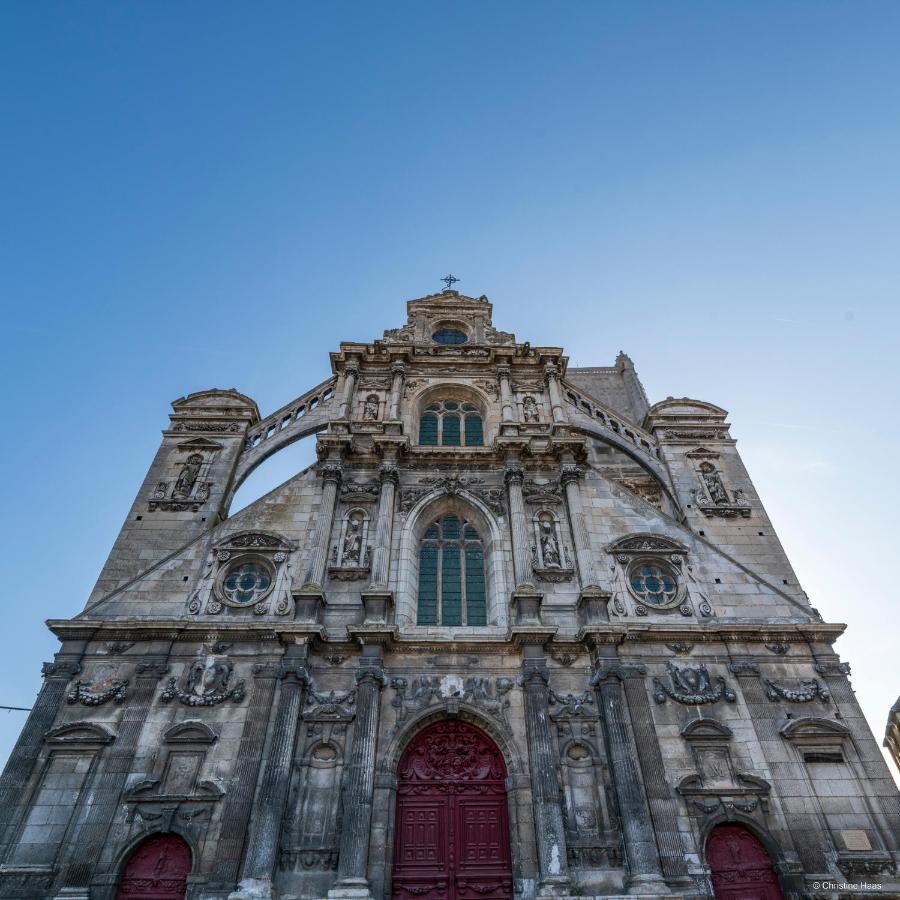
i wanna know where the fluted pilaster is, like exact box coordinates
[301,462,342,590]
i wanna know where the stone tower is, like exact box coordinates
[0,289,897,900]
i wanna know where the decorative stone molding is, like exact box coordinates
[302,688,356,722]
[727,662,760,676]
[667,642,694,655]
[590,663,647,684]
[160,652,245,706]
[105,641,134,654]
[550,652,578,667]
[399,474,504,516]
[340,480,380,503]
[548,690,595,718]
[390,674,514,728]
[652,663,736,705]
[814,661,851,676]
[835,855,896,878]
[522,479,562,505]
[606,533,689,555]
[67,679,128,706]
[171,419,242,433]
[41,659,82,679]
[765,678,830,703]
[764,641,790,655]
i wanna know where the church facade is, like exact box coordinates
[0,289,897,900]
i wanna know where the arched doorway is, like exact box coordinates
[115,833,191,900]
[707,824,784,900]
[392,719,513,899]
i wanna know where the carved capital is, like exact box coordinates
[278,663,311,686]
[390,361,407,379]
[518,668,549,688]
[590,663,646,685]
[379,464,400,487]
[42,660,82,680]
[356,666,387,688]
[344,363,360,379]
[252,661,282,679]
[728,662,761,677]
[560,464,583,487]
[320,463,343,485]
[543,363,560,383]
[504,466,525,486]
[814,661,851,677]
[135,661,170,680]
[496,365,511,381]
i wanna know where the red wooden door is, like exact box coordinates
[392,720,512,900]
[707,824,784,900]
[116,834,191,900]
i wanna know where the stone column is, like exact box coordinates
[59,658,170,893]
[560,462,595,588]
[368,462,398,589]
[338,361,360,420]
[498,365,516,423]
[233,652,310,898]
[591,663,667,894]
[330,655,386,898]
[0,655,82,859]
[211,662,280,890]
[505,462,534,589]
[300,461,342,591]
[387,362,406,420]
[520,662,571,895]
[544,363,567,425]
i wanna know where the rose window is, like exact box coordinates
[629,563,678,606]
[222,562,273,605]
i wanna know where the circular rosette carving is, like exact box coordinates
[398,720,506,783]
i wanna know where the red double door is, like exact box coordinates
[707,824,784,900]
[392,720,513,900]
[116,834,191,899]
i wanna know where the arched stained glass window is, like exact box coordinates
[417,514,486,626]
[433,328,468,345]
[418,400,483,447]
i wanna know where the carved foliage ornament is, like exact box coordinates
[398,720,506,783]
[765,678,830,704]
[653,663,736,705]
[67,679,128,706]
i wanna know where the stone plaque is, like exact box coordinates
[840,829,872,851]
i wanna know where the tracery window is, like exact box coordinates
[221,560,274,606]
[419,400,483,447]
[627,561,678,607]
[417,514,486,626]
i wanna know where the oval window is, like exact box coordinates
[433,328,468,345]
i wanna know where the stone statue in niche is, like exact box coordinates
[540,519,561,567]
[172,454,203,499]
[363,395,379,421]
[342,517,363,565]
[523,395,540,422]
[699,461,729,505]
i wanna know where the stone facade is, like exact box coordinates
[0,289,898,900]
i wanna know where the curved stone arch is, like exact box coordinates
[380,705,527,778]
[396,488,511,630]
[298,736,346,765]
[111,829,197,879]
[226,377,336,510]
[699,815,795,892]
[568,421,682,515]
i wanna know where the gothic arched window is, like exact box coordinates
[419,400,483,447]
[417,514,486,626]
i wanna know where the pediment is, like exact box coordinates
[681,718,733,741]
[781,717,851,743]
[176,437,224,451]
[606,533,689,555]
[164,721,218,744]
[45,721,115,745]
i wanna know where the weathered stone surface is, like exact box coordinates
[0,289,896,900]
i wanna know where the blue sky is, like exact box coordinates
[1,2,899,776]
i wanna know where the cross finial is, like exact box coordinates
[441,274,460,291]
